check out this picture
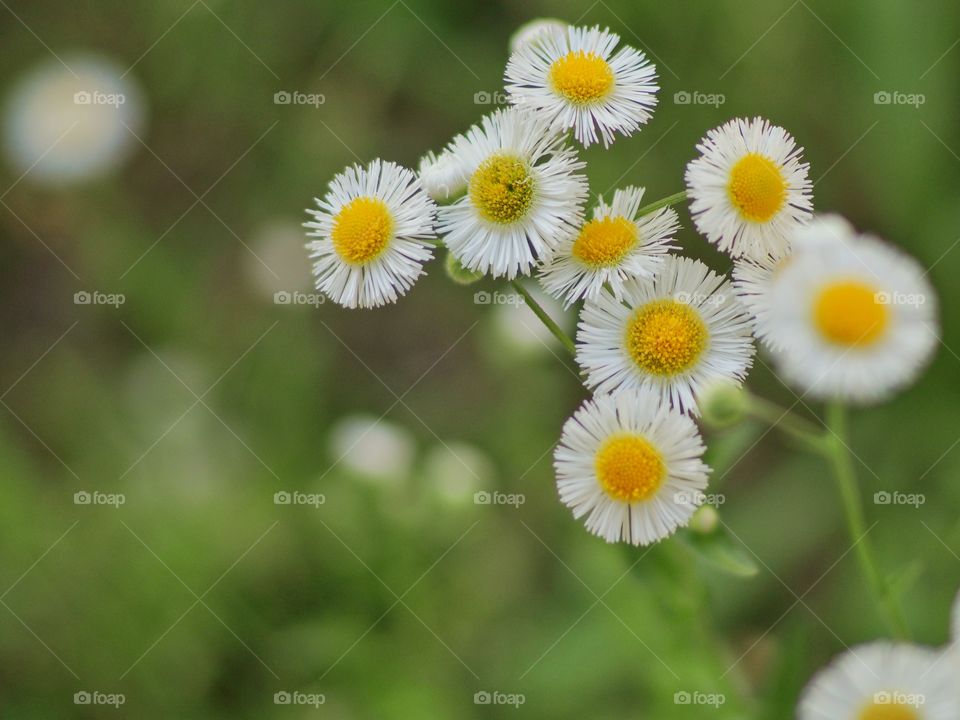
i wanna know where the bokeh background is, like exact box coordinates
[1,0,958,717]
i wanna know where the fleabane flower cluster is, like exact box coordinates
[301,18,940,551]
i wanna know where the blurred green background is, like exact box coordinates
[1,0,958,717]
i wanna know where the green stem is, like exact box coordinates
[637,190,687,217]
[824,403,909,639]
[510,280,576,356]
[743,392,826,453]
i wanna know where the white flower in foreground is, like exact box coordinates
[305,159,437,309]
[3,55,145,184]
[733,215,857,350]
[539,185,679,307]
[555,389,710,546]
[505,25,658,148]
[509,18,568,54]
[763,221,938,403]
[686,117,813,260]
[577,256,755,414]
[437,108,588,279]
[798,642,959,720]
[418,149,468,202]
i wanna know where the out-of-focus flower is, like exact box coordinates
[3,54,145,184]
[328,414,416,483]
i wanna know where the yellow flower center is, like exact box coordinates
[331,197,394,265]
[727,153,787,223]
[549,50,615,104]
[469,154,535,224]
[813,280,889,347]
[625,300,708,376]
[595,433,665,502]
[858,699,919,720]
[571,216,638,268]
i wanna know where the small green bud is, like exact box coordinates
[689,505,719,535]
[444,251,484,286]
[700,381,748,429]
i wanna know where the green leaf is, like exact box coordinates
[681,526,760,578]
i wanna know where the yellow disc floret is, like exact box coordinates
[626,300,708,376]
[813,280,889,347]
[331,197,394,265]
[469,153,535,224]
[549,51,615,105]
[594,433,665,502]
[727,153,787,223]
[857,699,919,720]
[572,217,638,268]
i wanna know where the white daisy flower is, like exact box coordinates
[576,256,755,414]
[685,117,813,260]
[509,18,568,54]
[733,215,857,350]
[418,149,468,202]
[762,222,938,403]
[555,389,710,546]
[437,108,588,280]
[505,25,659,148]
[305,159,437,309]
[798,642,960,720]
[539,185,679,307]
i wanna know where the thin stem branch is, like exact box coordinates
[744,392,827,452]
[637,190,687,217]
[824,403,910,639]
[510,281,576,356]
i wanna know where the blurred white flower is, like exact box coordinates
[245,220,315,300]
[422,441,494,506]
[508,18,568,53]
[491,281,574,355]
[328,415,416,483]
[3,54,146,184]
